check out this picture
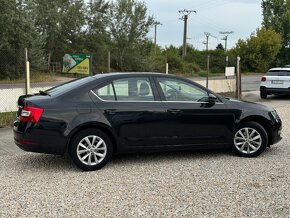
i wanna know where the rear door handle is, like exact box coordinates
[167,109,181,115]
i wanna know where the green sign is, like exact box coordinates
[62,54,91,75]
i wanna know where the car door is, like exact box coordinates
[154,76,236,146]
[91,76,168,148]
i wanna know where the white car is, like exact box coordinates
[260,67,290,99]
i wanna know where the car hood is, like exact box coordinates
[224,97,273,112]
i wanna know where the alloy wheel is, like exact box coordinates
[77,135,107,166]
[234,127,262,154]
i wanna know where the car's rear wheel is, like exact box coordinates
[260,92,267,99]
[69,129,113,171]
[233,122,268,157]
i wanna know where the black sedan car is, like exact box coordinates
[14,73,282,171]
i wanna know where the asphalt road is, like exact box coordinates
[0,75,262,91]
[241,75,261,91]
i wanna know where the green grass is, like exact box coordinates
[218,91,236,98]
[0,72,56,84]
[0,111,16,128]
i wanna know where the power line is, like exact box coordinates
[178,9,196,58]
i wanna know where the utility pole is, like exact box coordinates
[204,32,211,88]
[178,9,196,58]
[153,21,162,54]
[220,31,234,52]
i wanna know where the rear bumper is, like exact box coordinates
[260,86,290,95]
[13,121,66,155]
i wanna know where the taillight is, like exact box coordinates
[20,106,43,123]
[261,76,266,82]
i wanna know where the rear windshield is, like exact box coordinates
[266,70,290,76]
[45,76,94,96]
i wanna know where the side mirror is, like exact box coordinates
[208,93,217,105]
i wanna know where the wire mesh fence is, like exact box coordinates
[0,48,239,112]
[0,48,240,79]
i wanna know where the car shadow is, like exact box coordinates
[14,148,233,172]
[14,153,78,172]
[14,146,280,172]
[109,148,234,165]
[259,94,290,101]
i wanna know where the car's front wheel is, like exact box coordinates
[69,129,113,171]
[233,122,268,157]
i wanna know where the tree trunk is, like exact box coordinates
[47,50,52,72]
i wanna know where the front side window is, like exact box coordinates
[93,77,154,101]
[157,78,209,102]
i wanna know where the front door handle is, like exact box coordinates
[167,109,181,115]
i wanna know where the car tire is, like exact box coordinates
[233,122,268,157]
[260,92,267,99]
[69,129,113,171]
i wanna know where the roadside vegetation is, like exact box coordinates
[0,72,56,84]
[0,112,16,128]
[0,0,289,81]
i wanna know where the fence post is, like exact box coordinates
[108,51,111,73]
[25,48,30,95]
[235,56,241,99]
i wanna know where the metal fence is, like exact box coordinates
[0,48,240,78]
[0,48,241,112]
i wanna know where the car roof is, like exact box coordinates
[92,72,168,78]
[268,67,290,71]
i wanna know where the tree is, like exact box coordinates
[108,0,154,71]
[262,0,290,64]
[85,0,111,72]
[232,27,282,72]
[0,0,43,79]
[30,0,86,70]
[216,43,224,51]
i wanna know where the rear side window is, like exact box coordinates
[93,77,154,101]
[96,83,115,101]
[266,70,290,76]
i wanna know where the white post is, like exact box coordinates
[25,48,30,95]
[235,56,241,99]
[165,63,169,74]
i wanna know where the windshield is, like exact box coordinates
[45,76,94,96]
[266,70,290,76]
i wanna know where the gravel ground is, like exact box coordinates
[0,101,289,217]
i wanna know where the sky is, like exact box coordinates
[145,0,262,50]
